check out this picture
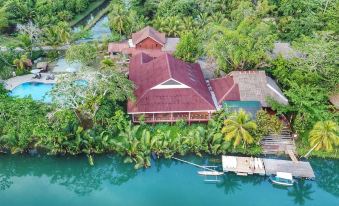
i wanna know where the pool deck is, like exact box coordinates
[4,74,57,90]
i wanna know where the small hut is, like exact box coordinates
[36,62,48,72]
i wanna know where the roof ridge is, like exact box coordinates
[218,83,238,104]
[189,87,215,109]
[165,53,173,78]
[211,75,233,81]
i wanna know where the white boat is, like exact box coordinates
[270,172,295,186]
[198,171,224,176]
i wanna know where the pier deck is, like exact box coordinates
[222,156,265,176]
[263,158,315,179]
[222,155,315,179]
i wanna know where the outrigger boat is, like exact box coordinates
[270,172,295,186]
[197,171,224,176]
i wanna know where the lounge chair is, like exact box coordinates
[46,74,55,80]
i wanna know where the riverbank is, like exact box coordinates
[0,154,337,206]
[70,0,107,27]
[84,4,111,30]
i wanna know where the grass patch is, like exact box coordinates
[70,0,107,27]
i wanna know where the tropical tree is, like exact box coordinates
[13,54,30,71]
[66,43,97,65]
[206,0,276,72]
[174,31,203,62]
[16,20,41,55]
[108,2,146,37]
[153,16,183,37]
[222,109,257,148]
[50,64,135,126]
[42,22,71,47]
[0,6,9,30]
[304,121,339,158]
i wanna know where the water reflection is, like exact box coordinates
[0,155,137,195]
[311,158,339,197]
[216,174,242,194]
[287,180,314,205]
[215,173,266,195]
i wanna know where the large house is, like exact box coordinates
[127,52,288,123]
[108,26,180,58]
[128,53,216,123]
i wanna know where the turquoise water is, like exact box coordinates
[10,82,54,102]
[0,155,337,206]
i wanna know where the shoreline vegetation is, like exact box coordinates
[70,0,108,27]
[0,0,338,168]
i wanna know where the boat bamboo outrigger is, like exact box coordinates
[269,172,295,186]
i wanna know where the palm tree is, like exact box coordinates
[304,121,339,158]
[13,55,30,70]
[0,6,9,30]
[287,180,314,205]
[108,4,127,36]
[222,109,257,148]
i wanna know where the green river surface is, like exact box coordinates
[0,155,338,206]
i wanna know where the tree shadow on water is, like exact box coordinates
[216,174,242,195]
[0,154,138,196]
[287,179,314,206]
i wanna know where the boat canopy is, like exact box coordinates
[276,172,293,180]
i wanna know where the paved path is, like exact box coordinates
[4,74,57,90]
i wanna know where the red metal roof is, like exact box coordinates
[210,76,240,104]
[128,53,215,113]
[132,26,166,45]
[123,48,166,57]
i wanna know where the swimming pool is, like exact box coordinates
[10,82,54,103]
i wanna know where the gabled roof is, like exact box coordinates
[230,71,288,107]
[132,26,166,46]
[128,53,215,113]
[108,41,129,53]
[210,76,240,104]
[209,71,288,107]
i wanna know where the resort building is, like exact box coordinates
[108,26,180,58]
[127,53,288,123]
[210,71,289,117]
[128,53,216,123]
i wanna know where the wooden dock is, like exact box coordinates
[263,159,315,179]
[222,155,315,179]
[222,156,265,176]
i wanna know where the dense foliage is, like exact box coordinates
[1,0,338,165]
[0,0,96,27]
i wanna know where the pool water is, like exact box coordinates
[0,155,337,206]
[10,82,54,103]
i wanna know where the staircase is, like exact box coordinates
[261,127,296,155]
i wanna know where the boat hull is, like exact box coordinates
[269,176,294,186]
[198,171,223,176]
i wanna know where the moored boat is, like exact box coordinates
[198,171,224,176]
[269,172,295,186]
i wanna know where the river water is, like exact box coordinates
[0,155,337,206]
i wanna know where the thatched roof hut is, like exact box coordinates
[36,62,48,70]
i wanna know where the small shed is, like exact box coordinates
[36,62,48,71]
[223,101,261,118]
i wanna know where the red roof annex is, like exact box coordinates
[128,53,215,113]
[132,26,166,45]
[209,76,240,104]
